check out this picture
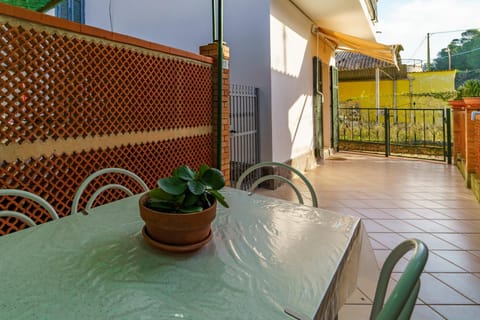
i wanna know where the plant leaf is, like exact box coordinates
[208,189,229,208]
[149,188,176,201]
[201,168,225,190]
[179,206,204,213]
[146,198,176,211]
[173,165,195,181]
[197,164,210,179]
[188,180,206,195]
[183,193,201,207]
[157,177,187,195]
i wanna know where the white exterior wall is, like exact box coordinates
[270,0,314,163]
[84,0,273,161]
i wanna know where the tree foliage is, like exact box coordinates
[432,29,480,73]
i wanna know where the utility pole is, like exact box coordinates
[426,28,478,71]
[446,47,451,70]
[426,32,430,71]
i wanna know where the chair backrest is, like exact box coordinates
[71,168,149,215]
[370,239,429,320]
[235,161,318,207]
[0,189,59,234]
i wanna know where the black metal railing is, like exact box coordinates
[339,107,452,162]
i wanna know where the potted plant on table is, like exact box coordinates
[139,164,229,252]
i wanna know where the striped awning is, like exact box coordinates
[0,0,62,11]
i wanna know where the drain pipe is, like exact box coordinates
[211,0,216,41]
[216,0,224,170]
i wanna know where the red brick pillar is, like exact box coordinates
[463,98,480,186]
[200,42,230,185]
[475,113,480,176]
[449,100,466,162]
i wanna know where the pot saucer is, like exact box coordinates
[141,226,213,253]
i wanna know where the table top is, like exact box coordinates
[0,188,361,319]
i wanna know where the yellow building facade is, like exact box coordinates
[339,70,457,109]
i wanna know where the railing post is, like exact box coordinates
[446,108,452,164]
[384,108,390,157]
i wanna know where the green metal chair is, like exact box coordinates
[235,161,318,207]
[0,189,59,233]
[370,239,429,320]
[71,168,149,215]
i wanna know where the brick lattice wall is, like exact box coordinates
[0,5,220,234]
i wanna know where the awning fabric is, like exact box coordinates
[313,26,400,68]
[0,0,62,12]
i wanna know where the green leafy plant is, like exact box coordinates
[459,79,480,97]
[146,164,229,213]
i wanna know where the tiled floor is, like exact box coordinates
[256,152,480,319]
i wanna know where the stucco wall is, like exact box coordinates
[270,0,314,163]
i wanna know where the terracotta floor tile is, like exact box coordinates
[287,153,480,314]
[423,252,466,272]
[362,199,398,209]
[408,208,452,219]
[379,209,423,219]
[368,238,388,250]
[368,233,408,249]
[435,199,480,209]
[433,233,480,250]
[338,304,371,320]
[362,220,391,233]
[433,250,480,272]
[434,220,480,233]
[410,306,445,320]
[375,219,424,233]
[433,208,480,219]
[374,249,409,272]
[398,233,459,250]
[470,250,480,258]
[432,273,480,303]
[416,273,473,304]
[409,200,448,209]
[345,288,371,304]
[431,305,480,320]
[403,219,454,233]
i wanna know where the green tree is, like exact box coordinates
[432,29,480,72]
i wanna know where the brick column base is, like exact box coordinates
[200,42,230,185]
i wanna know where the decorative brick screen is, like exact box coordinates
[0,7,216,234]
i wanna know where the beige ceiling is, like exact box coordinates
[290,0,377,41]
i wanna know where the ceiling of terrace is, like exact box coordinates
[291,0,377,41]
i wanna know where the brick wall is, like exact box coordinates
[0,3,226,232]
[475,113,480,176]
[199,42,231,185]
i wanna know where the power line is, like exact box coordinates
[411,36,426,58]
[435,46,480,60]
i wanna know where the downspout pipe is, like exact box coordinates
[211,0,216,41]
[216,0,223,170]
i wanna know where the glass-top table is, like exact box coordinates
[0,188,363,319]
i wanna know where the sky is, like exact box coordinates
[375,0,480,64]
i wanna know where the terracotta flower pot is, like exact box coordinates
[448,99,466,109]
[138,193,216,251]
[463,97,480,108]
